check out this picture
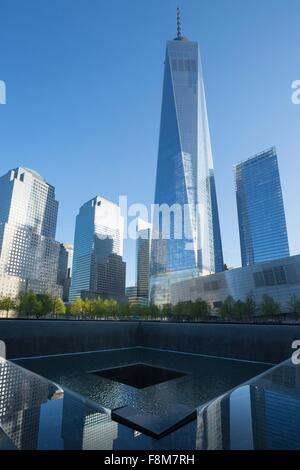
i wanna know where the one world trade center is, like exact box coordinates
[150,10,224,304]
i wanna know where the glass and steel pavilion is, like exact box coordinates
[150,14,223,305]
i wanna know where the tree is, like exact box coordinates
[148,303,160,320]
[219,296,236,319]
[70,298,84,319]
[289,295,300,316]
[170,302,181,320]
[92,299,106,319]
[53,298,66,317]
[103,299,118,319]
[244,294,257,318]
[193,298,211,320]
[0,296,17,318]
[260,294,280,317]
[233,300,247,320]
[37,293,54,317]
[138,304,151,320]
[117,302,131,319]
[161,303,172,320]
[82,299,93,318]
[18,291,43,318]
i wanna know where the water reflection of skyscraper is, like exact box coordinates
[197,361,300,450]
[0,357,119,450]
[0,358,59,449]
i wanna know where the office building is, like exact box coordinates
[136,219,151,304]
[69,196,125,302]
[235,147,289,266]
[170,254,300,312]
[0,167,62,298]
[57,243,74,302]
[150,10,223,305]
[125,286,137,304]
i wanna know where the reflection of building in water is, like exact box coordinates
[61,392,86,450]
[196,395,230,450]
[0,358,54,449]
[251,364,300,450]
[113,419,197,451]
[61,391,118,450]
[197,362,300,450]
[82,412,118,450]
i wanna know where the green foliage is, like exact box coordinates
[0,296,17,317]
[260,294,280,316]
[17,291,66,318]
[193,298,212,318]
[36,293,54,317]
[11,291,283,323]
[53,298,66,316]
[234,300,248,319]
[70,298,83,317]
[244,294,257,317]
[161,303,172,319]
[148,303,160,320]
[117,302,131,318]
[165,298,211,321]
[289,295,300,316]
[67,297,212,322]
[19,291,43,318]
[219,296,236,318]
[219,294,257,320]
[2,287,285,323]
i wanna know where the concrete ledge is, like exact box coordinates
[0,319,299,363]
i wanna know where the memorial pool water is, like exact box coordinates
[14,347,271,415]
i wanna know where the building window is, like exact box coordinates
[263,269,276,286]
[274,266,287,285]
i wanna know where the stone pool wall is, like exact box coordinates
[1,319,300,363]
[0,320,139,360]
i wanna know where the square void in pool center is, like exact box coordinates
[92,363,186,389]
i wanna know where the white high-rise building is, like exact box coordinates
[69,196,125,302]
[0,167,62,298]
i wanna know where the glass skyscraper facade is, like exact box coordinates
[69,196,125,302]
[150,19,223,305]
[57,243,74,302]
[0,167,62,298]
[136,219,151,304]
[235,147,289,266]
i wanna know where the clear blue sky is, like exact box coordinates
[0,0,299,286]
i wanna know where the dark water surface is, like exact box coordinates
[14,347,271,414]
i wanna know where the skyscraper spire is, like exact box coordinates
[176,6,182,39]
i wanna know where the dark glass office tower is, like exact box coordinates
[150,10,223,304]
[69,196,125,302]
[235,147,289,266]
[136,220,151,303]
[57,243,73,302]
